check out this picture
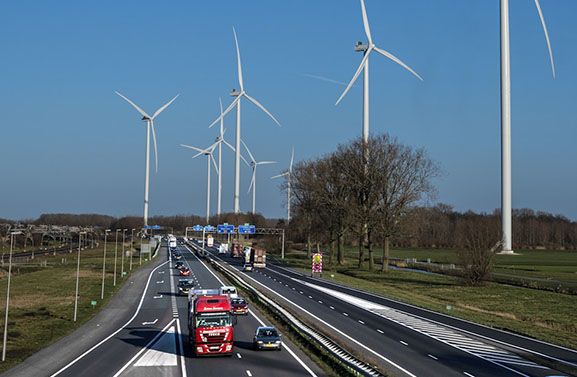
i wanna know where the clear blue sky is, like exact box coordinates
[1,0,576,221]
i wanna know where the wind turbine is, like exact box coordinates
[209,27,281,214]
[272,147,294,222]
[499,0,555,253]
[215,98,237,217]
[181,141,219,224]
[335,0,423,149]
[241,140,275,214]
[115,91,179,230]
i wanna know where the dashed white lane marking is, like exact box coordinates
[318,301,323,304]
[428,354,438,360]
[463,372,475,377]
[237,353,242,359]
[343,312,349,316]
[308,295,313,299]
[296,278,550,374]
[246,371,252,377]
[329,306,335,310]
[400,341,408,346]
[377,329,384,334]
[358,320,365,325]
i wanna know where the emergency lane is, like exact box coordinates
[197,240,567,377]
[175,243,324,377]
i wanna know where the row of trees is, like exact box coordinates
[287,134,440,271]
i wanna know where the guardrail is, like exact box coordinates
[187,241,386,377]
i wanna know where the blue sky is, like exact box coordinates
[1,0,576,221]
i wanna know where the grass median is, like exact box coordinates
[277,248,577,350]
[0,243,153,374]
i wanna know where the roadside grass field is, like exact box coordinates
[278,249,577,350]
[0,243,149,374]
[338,246,577,284]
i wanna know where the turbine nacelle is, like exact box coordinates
[354,41,369,52]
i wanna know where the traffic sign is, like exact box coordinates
[192,225,203,231]
[217,224,235,234]
[238,225,255,234]
[152,225,161,230]
[312,253,323,273]
[145,225,151,230]
[204,225,215,232]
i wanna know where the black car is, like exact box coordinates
[253,327,282,350]
[174,261,185,269]
[177,279,195,295]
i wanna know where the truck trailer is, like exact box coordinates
[243,246,266,268]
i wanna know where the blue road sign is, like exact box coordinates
[238,225,255,234]
[217,224,235,234]
[192,225,203,231]
[152,225,161,230]
[145,225,151,230]
[204,225,215,232]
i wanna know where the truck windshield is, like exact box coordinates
[195,314,231,328]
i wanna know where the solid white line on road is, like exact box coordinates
[464,372,475,377]
[112,319,176,377]
[400,341,408,346]
[142,319,158,326]
[51,260,169,377]
[176,317,187,377]
[246,371,252,377]
[237,353,242,359]
[428,354,438,360]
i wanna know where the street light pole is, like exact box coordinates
[74,231,87,322]
[114,229,120,287]
[130,229,135,271]
[121,229,127,278]
[2,231,21,361]
[101,230,110,300]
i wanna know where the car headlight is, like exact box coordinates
[257,341,263,343]
[275,340,281,344]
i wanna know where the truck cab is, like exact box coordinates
[188,291,235,356]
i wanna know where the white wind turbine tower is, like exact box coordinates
[499,0,555,253]
[272,148,294,222]
[209,27,281,214]
[241,140,275,214]
[181,141,219,224]
[335,0,423,150]
[115,91,179,230]
[215,98,237,217]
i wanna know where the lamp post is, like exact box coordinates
[2,231,22,361]
[114,229,120,287]
[121,229,127,278]
[139,232,143,266]
[101,230,110,300]
[74,231,87,322]
[130,229,135,271]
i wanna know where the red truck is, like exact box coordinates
[188,291,236,356]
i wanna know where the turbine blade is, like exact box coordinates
[233,27,244,91]
[335,50,371,105]
[152,94,179,119]
[534,0,556,78]
[150,120,159,173]
[243,93,281,127]
[211,154,219,174]
[248,170,256,194]
[223,139,236,152]
[360,0,373,44]
[257,161,276,165]
[240,153,250,167]
[208,96,241,128]
[180,144,205,153]
[219,97,225,135]
[290,147,294,171]
[373,46,424,81]
[271,172,288,179]
[115,91,150,119]
[241,139,256,163]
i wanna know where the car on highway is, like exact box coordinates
[178,279,195,295]
[173,252,182,260]
[242,263,253,272]
[175,261,185,269]
[253,327,282,350]
[230,297,249,315]
[219,286,238,298]
[180,267,191,276]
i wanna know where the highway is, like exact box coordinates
[2,242,323,377]
[195,239,576,377]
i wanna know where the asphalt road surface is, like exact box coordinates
[195,239,576,377]
[2,243,324,377]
